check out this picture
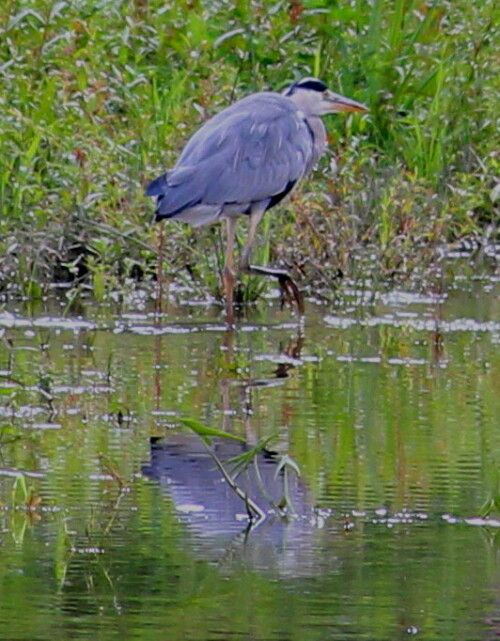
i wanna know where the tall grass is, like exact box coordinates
[0,0,497,300]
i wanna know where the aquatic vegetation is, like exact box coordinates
[179,419,302,520]
[0,0,497,303]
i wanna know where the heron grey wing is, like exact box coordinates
[207,113,313,205]
[175,92,290,166]
[145,103,258,214]
[177,96,315,206]
[147,102,269,217]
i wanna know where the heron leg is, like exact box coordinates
[223,216,237,325]
[239,207,304,315]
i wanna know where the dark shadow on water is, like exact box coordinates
[141,434,321,576]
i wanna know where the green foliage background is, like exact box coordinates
[0,0,498,298]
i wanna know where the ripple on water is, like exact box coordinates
[324,314,500,333]
[0,312,98,331]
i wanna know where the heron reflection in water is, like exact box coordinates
[142,331,324,575]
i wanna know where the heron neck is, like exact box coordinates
[305,116,327,171]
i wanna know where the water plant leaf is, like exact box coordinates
[227,435,278,473]
[179,418,245,443]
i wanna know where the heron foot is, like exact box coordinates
[243,264,304,315]
[278,273,304,315]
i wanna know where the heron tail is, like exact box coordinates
[145,174,168,197]
[146,166,216,225]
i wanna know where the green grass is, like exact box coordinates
[0,0,497,301]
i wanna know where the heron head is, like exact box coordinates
[284,77,368,116]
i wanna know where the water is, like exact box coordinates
[0,277,499,640]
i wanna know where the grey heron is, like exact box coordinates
[146,77,367,322]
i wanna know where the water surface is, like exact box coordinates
[0,277,499,640]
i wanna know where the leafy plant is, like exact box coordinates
[0,0,497,301]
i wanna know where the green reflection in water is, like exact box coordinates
[0,282,499,640]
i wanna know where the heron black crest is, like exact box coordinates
[285,78,328,95]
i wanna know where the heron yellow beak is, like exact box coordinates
[326,91,368,113]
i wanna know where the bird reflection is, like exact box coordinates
[142,327,323,575]
[141,434,319,576]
